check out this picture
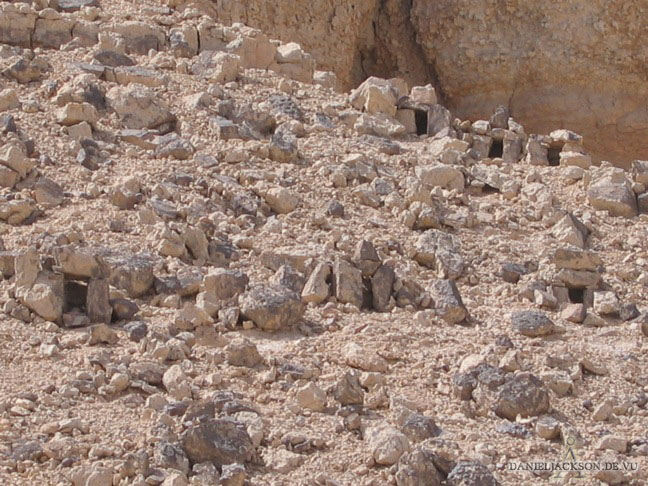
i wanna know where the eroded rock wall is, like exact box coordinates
[411,0,648,167]
[192,0,432,91]
[195,0,648,166]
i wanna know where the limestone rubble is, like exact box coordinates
[0,1,647,486]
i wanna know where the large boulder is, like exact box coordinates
[413,230,464,279]
[107,85,176,130]
[240,285,304,331]
[428,279,467,324]
[494,373,550,420]
[588,181,637,217]
[180,419,254,467]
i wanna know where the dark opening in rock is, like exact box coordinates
[548,147,561,166]
[415,109,428,136]
[64,281,88,312]
[568,287,584,303]
[488,139,503,158]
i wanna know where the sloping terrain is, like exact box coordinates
[0,1,647,486]
[186,0,648,166]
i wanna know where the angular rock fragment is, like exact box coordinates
[447,461,499,486]
[415,164,464,191]
[192,51,240,83]
[21,272,65,323]
[414,230,464,279]
[510,310,556,337]
[552,213,588,248]
[240,285,304,331]
[588,179,637,218]
[372,264,395,312]
[334,372,364,405]
[56,102,99,127]
[155,134,195,160]
[225,338,262,368]
[86,279,112,324]
[296,382,327,412]
[181,419,254,467]
[202,269,248,301]
[494,373,550,420]
[107,85,176,131]
[365,425,410,466]
[264,187,299,214]
[301,263,331,304]
[0,145,35,179]
[428,279,467,324]
[33,178,64,208]
[332,259,364,308]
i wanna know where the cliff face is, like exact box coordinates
[193,0,433,89]
[199,0,648,166]
[410,0,648,167]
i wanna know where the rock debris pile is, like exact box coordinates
[0,1,647,485]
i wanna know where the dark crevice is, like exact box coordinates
[489,140,504,158]
[354,0,446,104]
[414,109,428,135]
[568,288,584,303]
[548,147,561,166]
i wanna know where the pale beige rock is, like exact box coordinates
[343,342,388,373]
[396,109,417,134]
[410,84,437,105]
[365,425,410,466]
[67,122,93,141]
[0,89,20,112]
[593,291,619,315]
[56,102,99,127]
[301,263,331,304]
[264,187,299,214]
[552,214,587,249]
[560,151,591,169]
[332,259,363,308]
[428,137,469,159]
[111,21,166,55]
[163,364,192,400]
[0,145,35,179]
[107,85,176,130]
[21,273,64,322]
[588,178,638,218]
[415,163,464,191]
[193,51,241,84]
[350,77,399,116]
[227,31,276,70]
[296,382,327,412]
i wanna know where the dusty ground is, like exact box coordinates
[0,1,647,486]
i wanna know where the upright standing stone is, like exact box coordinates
[371,264,395,312]
[301,263,331,304]
[333,259,364,308]
[86,279,112,324]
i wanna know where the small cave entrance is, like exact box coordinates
[488,139,504,158]
[64,281,88,313]
[548,147,561,166]
[568,287,584,304]
[414,109,428,136]
[481,184,500,195]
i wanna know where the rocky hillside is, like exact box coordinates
[183,0,648,167]
[0,0,647,486]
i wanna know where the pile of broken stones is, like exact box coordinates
[0,0,647,485]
